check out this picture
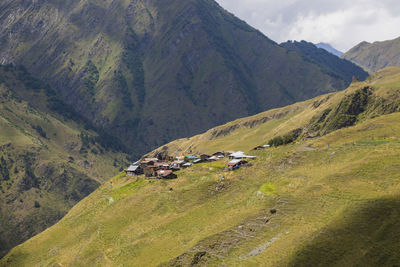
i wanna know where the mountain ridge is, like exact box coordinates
[0,0,367,158]
[281,40,368,83]
[343,37,400,73]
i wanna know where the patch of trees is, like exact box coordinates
[268,128,303,147]
[311,86,374,135]
[46,96,85,123]
[95,131,127,152]
[0,156,10,181]
[32,125,47,139]
[115,70,133,108]
[123,28,145,106]
[84,60,99,95]
[79,131,127,154]
[15,65,51,92]
[18,153,40,191]
[79,132,93,154]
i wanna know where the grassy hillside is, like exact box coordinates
[0,0,366,157]
[151,67,400,156]
[3,67,400,266]
[343,37,400,73]
[0,65,128,257]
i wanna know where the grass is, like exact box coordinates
[5,111,400,266]
[260,182,276,195]
[151,67,400,159]
[111,179,147,200]
[4,68,400,266]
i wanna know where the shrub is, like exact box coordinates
[32,125,47,139]
[34,200,40,208]
[0,156,10,181]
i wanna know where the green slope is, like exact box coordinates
[0,0,366,157]
[0,65,128,257]
[3,67,400,266]
[343,37,400,73]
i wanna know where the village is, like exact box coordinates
[125,145,270,179]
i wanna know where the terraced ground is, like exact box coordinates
[3,67,400,266]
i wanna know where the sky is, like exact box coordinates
[215,0,400,52]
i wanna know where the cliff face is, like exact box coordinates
[0,0,359,157]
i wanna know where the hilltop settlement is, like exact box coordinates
[125,146,269,179]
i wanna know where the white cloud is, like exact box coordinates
[215,0,400,52]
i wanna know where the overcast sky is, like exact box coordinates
[215,0,400,52]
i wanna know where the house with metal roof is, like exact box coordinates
[208,156,219,161]
[229,151,256,160]
[193,158,203,164]
[185,155,199,161]
[200,154,211,161]
[182,162,193,168]
[140,158,159,166]
[156,170,177,179]
[212,151,225,157]
[125,164,143,176]
[171,160,185,168]
[227,159,248,170]
[252,144,270,150]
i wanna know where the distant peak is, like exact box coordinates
[344,41,371,54]
[356,41,371,47]
[315,42,343,57]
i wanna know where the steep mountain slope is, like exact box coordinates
[0,0,365,157]
[3,67,400,266]
[315,42,343,57]
[343,37,400,73]
[153,67,400,157]
[281,41,368,84]
[0,65,128,257]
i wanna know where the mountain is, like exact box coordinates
[0,65,128,257]
[343,37,400,73]
[281,40,368,83]
[3,67,400,266]
[315,42,343,57]
[0,0,367,158]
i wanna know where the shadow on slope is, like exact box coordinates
[289,197,400,267]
